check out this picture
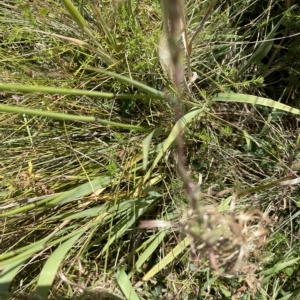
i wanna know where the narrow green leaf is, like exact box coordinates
[36,233,83,299]
[0,217,103,265]
[61,205,105,220]
[91,3,116,50]
[217,196,231,212]
[0,176,111,218]
[142,108,202,184]
[48,176,111,206]
[143,128,166,170]
[85,67,165,99]
[101,197,157,254]
[62,197,147,221]
[0,103,148,132]
[213,93,300,115]
[83,28,116,65]
[219,283,231,297]
[0,83,114,97]
[277,294,293,300]
[133,230,167,273]
[237,5,296,76]
[277,287,300,300]
[142,236,192,281]
[0,242,46,267]
[61,0,86,28]
[30,28,115,65]
[0,257,28,294]
[0,83,154,101]
[117,267,140,300]
[262,257,299,277]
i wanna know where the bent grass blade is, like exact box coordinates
[84,66,165,99]
[142,128,166,170]
[117,267,140,300]
[0,104,148,131]
[0,256,29,295]
[262,257,300,284]
[36,232,84,299]
[236,6,297,77]
[142,236,192,281]
[213,93,300,115]
[132,229,167,276]
[0,176,111,218]
[141,108,202,185]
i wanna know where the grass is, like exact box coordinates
[1,0,300,299]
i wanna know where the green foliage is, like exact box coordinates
[0,0,300,299]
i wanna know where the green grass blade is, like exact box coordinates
[29,28,115,66]
[61,0,116,65]
[60,197,146,221]
[116,267,140,300]
[262,258,300,277]
[0,242,47,267]
[91,3,116,50]
[36,232,84,299]
[0,218,102,268]
[142,128,166,170]
[83,28,116,65]
[48,176,111,206]
[101,196,158,254]
[61,0,86,28]
[237,5,296,76]
[0,176,111,218]
[277,287,300,300]
[133,230,167,274]
[85,67,165,99]
[142,236,192,281]
[142,108,202,183]
[217,196,231,212]
[0,103,149,131]
[0,83,150,99]
[0,220,88,264]
[0,256,29,295]
[213,93,300,115]
[277,295,293,300]
[60,205,106,220]
[237,18,284,76]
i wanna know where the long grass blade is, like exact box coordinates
[0,104,148,131]
[61,0,86,28]
[142,128,166,170]
[142,236,192,281]
[237,5,296,76]
[100,196,158,254]
[85,67,165,99]
[133,229,167,274]
[36,232,84,299]
[0,83,150,99]
[117,267,140,300]
[262,257,300,277]
[30,28,115,66]
[0,217,104,267]
[262,257,300,284]
[142,108,202,184]
[47,176,111,206]
[213,93,300,115]
[91,2,116,50]
[0,241,48,267]
[0,176,111,218]
[0,256,29,295]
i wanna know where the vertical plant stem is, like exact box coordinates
[160,0,199,211]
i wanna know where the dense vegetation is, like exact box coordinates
[0,0,300,299]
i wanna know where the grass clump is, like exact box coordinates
[0,0,300,299]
